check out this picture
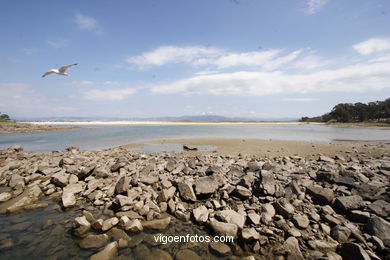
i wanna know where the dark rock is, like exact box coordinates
[365,216,390,241]
[175,249,202,260]
[273,199,295,219]
[79,234,109,249]
[330,225,351,243]
[306,186,334,204]
[194,176,219,196]
[177,182,197,202]
[339,243,370,260]
[115,176,129,194]
[367,199,390,218]
[183,145,197,151]
[334,195,364,211]
[209,242,231,256]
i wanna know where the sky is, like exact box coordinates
[1,0,390,120]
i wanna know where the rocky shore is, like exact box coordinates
[0,123,80,134]
[0,143,389,259]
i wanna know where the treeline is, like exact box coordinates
[0,112,10,122]
[301,98,390,123]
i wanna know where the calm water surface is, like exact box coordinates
[1,124,390,152]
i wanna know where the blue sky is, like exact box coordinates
[1,0,390,119]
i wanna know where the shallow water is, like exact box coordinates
[0,201,242,260]
[131,143,216,153]
[1,124,390,152]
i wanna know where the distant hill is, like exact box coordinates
[16,115,298,122]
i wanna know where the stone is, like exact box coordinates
[331,225,351,243]
[261,203,275,224]
[293,215,310,229]
[308,239,338,252]
[247,161,261,171]
[367,199,390,218]
[1,185,42,213]
[284,237,304,260]
[0,192,12,202]
[139,175,159,185]
[247,212,260,225]
[90,241,118,260]
[62,183,83,208]
[273,199,295,219]
[125,219,143,232]
[51,171,69,187]
[348,210,371,223]
[73,216,90,237]
[193,205,209,223]
[234,185,252,198]
[177,182,197,202]
[116,195,132,207]
[9,174,24,188]
[306,186,334,204]
[241,228,260,241]
[92,219,104,231]
[216,209,246,229]
[175,249,202,260]
[59,158,74,167]
[334,195,364,211]
[339,243,370,260]
[143,217,171,230]
[365,215,390,241]
[259,171,276,195]
[175,210,191,222]
[115,176,129,194]
[79,234,109,249]
[319,155,335,163]
[209,242,231,256]
[107,227,131,242]
[210,218,238,238]
[149,249,173,260]
[102,217,119,232]
[194,176,220,196]
[160,186,176,202]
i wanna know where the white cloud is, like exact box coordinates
[74,12,101,34]
[65,80,94,87]
[150,60,390,96]
[293,55,330,70]
[304,0,330,14]
[20,48,37,55]
[126,45,304,70]
[48,39,70,49]
[84,88,137,101]
[127,46,222,69]
[282,98,319,102]
[353,37,390,55]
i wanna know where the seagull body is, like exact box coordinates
[42,63,78,78]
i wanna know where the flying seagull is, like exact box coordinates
[42,63,78,78]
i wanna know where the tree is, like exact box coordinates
[0,113,10,122]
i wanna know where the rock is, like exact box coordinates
[79,234,109,249]
[273,199,295,219]
[284,237,304,260]
[210,218,238,238]
[59,158,74,167]
[330,225,351,243]
[261,203,275,224]
[209,242,231,256]
[339,243,370,260]
[348,210,371,223]
[73,216,90,237]
[247,212,260,225]
[116,195,132,207]
[183,145,197,151]
[247,161,261,171]
[1,185,42,213]
[241,228,260,241]
[259,171,276,195]
[193,205,209,223]
[177,182,197,202]
[79,164,96,179]
[139,175,159,185]
[319,155,335,163]
[308,239,338,252]
[143,217,171,230]
[102,217,119,232]
[92,219,104,231]
[107,227,131,242]
[365,215,390,241]
[62,183,83,208]
[175,249,202,260]
[175,210,191,222]
[234,185,252,198]
[334,195,364,211]
[9,174,24,188]
[306,186,334,204]
[8,145,23,152]
[194,176,220,196]
[0,192,12,202]
[115,176,129,194]
[160,186,176,202]
[216,209,246,229]
[90,241,118,260]
[51,171,69,187]
[66,146,80,154]
[125,219,143,232]
[149,249,173,260]
[293,214,310,229]
[367,199,390,218]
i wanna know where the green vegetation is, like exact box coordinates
[301,98,390,125]
[0,112,11,122]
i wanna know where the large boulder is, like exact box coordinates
[177,182,197,202]
[339,243,370,260]
[90,241,118,260]
[79,234,109,249]
[306,186,334,204]
[365,216,390,241]
[259,171,276,195]
[194,176,220,196]
[215,210,246,229]
[334,195,364,211]
[210,218,238,238]
[62,183,83,208]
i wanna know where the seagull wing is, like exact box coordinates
[58,63,78,73]
[42,69,57,78]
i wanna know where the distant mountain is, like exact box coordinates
[16,115,298,122]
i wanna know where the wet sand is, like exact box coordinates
[149,138,390,157]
